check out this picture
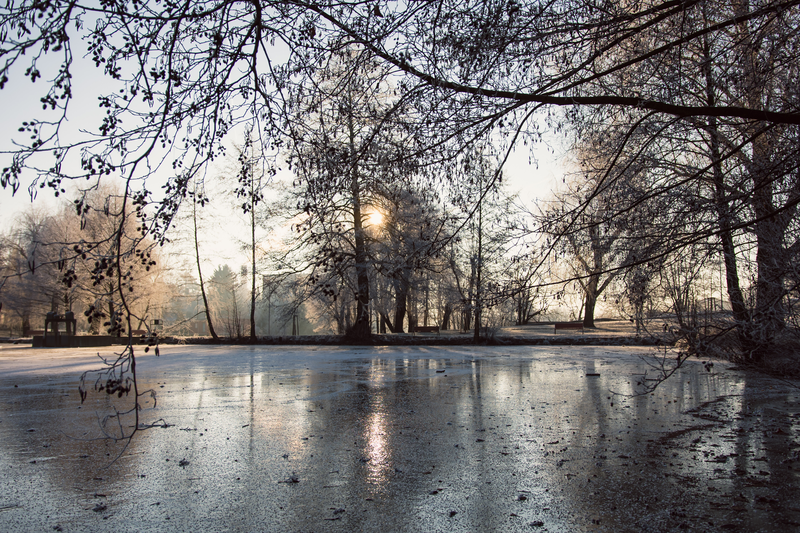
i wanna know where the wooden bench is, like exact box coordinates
[130,329,148,336]
[553,322,584,334]
[412,325,440,334]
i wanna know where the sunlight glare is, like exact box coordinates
[367,210,384,227]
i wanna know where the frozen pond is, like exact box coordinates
[1,344,799,532]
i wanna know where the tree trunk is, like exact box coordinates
[749,210,789,361]
[423,278,430,326]
[733,5,792,361]
[473,199,483,343]
[349,217,371,340]
[193,196,219,341]
[578,221,618,329]
[336,308,345,335]
[347,108,371,341]
[702,36,750,335]
[108,299,118,336]
[516,290,532,325]
[249,197,257,343]
[393,274,409,333]
[441,303,452,331]
[582,274,599,328]
[745,112,790,362]
[379,311,396,333]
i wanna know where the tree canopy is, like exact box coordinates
[2,0,800,353]
[4,1,798,198]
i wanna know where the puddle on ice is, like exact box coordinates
[0,344,798,532]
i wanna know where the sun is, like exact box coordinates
[367,210,384,227]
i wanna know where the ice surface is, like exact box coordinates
[1,345,798,532]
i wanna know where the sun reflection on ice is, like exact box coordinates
[362,394,392,491]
